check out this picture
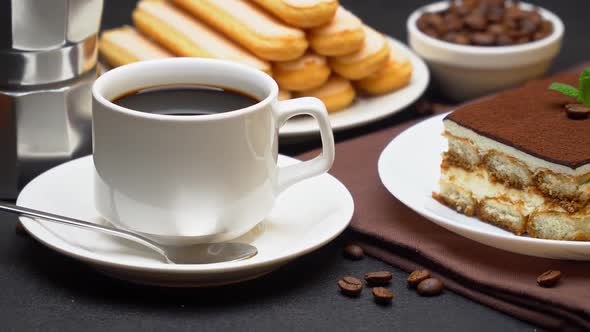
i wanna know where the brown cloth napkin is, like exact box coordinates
[299,66,590,331]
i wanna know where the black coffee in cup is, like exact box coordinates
[112,84,259,116]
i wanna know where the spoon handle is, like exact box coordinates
[0,201,170,263]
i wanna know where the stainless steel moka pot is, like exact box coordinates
[0,0,103,199]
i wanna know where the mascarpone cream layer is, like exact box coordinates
[442,167,545,215]
[444,119,590,176]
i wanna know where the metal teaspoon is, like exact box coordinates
[0,202,257,264]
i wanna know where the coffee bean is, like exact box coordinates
[442,32,456,43]
[533,31,549,41]
[416,99,435,115]
[453,33,471,45]
[416,99,454,115]
[444,13,464,31]
[427,14,447,35]
[423,28,440,39]
[540,20,553,34]
[462,0,478,9]
[487,6,505,22]
[343,244,364,260]
[486,0,505,7]
[15,222,27,236]
[372,287,394,304]
[475,2,490,15]
[472,32,496,46]
[364,271,393,285]
[505,4,524,20]
[565,104,590,120]
[527,10,543,25]
[497,34,514,46]
[338,276,363,296]
[507,28,527,38]
[515,36,530,44]
[537,270,562,287]
[444,32,471,45]
[454,3,473,17]
[416,14,430,31]
[464,13,488,30]
[505,18,520,31]
[487,24,505,35]
[520,19,539,35]
[407,270,431,288]
[417,278,444,296]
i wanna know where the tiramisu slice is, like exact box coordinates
[433,70,590,241]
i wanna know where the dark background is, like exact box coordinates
[1,1,587,331]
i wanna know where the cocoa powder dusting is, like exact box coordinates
[446,71,590,169]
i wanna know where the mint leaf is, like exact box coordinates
[579,68,590,106]
[548,83,581,100]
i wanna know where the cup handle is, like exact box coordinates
[274,97,335,194]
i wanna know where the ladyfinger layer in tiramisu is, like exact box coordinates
[433,71,590,241]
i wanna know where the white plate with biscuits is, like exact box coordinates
[378,114,590,261]
[99,1,430,140]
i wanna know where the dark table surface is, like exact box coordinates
[1,0,588,331]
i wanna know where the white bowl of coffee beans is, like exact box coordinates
[407,0,564,101]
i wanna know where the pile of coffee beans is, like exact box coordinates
[338,271,395,305]
[339,244,449,305]
[339,244,564,307]
[416,0,553,46]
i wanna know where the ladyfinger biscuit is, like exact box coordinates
[308,7,365,56]
[279,89,292,100]
[251,0,338,28]
[273,52,331,91]
[173,0,308,61]
[99,26,172,68]
[295,75,355,112]
[133,0,271,74]
[356,46,413,95]
[328,26,390,80]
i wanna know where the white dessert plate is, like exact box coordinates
[281,37,429,139]
[17,155,354,287]
[378,113,590,261]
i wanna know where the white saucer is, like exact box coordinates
[17,155,354,287]
[378,113,590,261]
[281,37,429,139]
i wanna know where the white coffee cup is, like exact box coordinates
[92,58,335,245]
